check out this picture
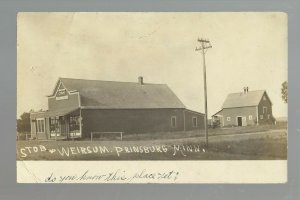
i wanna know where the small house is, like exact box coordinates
[212,87,275,127]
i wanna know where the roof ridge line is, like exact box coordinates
[228,89,265,95]
[59,77,167,85]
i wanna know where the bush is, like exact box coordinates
[17,112,31,132]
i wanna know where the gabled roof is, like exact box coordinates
[222,90,269,109]
[52,77,186,109]
[185,109,205,116]
[212,109,223,117]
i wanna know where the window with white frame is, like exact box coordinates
[192,117,197,127]
[268,114,270,119]
[36,118,45,133]
[249,115,253,120]
[263,96,266,101]
[171,116,176,128]
[227,117,231,121]
[260,115,264,119]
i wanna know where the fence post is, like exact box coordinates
[91,132,93,142]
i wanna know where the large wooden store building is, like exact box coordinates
[30,77,205,140]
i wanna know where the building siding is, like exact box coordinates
[48,93,80,111]
[30,120,36,138]
[257,93,274,124]
[81,109,185,138]
[44,117,50,139]
[184,110,205,131]
[221,106,257,127]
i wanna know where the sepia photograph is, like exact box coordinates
[16,12,287,183]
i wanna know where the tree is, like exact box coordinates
[17,112,31,133]
[281,81,288,103]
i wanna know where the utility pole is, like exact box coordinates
[196,38,212,147]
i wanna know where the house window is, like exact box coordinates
[249,115,252,120]
[192,117,197,127]
[36,118,45,133]
[263,107,267,114]
[227,117,231,121]
[263,96,266,101]
[171,116,176,128]
[268,114,270,119]
[260,115,264,119]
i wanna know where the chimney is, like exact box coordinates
[138,76,144,85]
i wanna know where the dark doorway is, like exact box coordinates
[237,117,242,126]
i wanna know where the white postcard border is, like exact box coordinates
[17,160,287,183]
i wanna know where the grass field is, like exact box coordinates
[16,124,287,160]
[121,123,287,141]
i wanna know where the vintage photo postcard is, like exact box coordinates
[17,12,287,183]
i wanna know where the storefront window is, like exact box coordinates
[49,116,59,133]
[69,116,80,132]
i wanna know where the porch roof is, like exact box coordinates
[30,107,79,119]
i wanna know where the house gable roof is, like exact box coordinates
[212,109,223,117]
[222,90,270,109]
[51,77,186,109]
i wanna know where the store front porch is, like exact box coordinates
[30,108,82,140]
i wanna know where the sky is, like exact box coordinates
[17,12,287,118]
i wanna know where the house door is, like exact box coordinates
[237,117,242,126]
[242,117,247,126]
